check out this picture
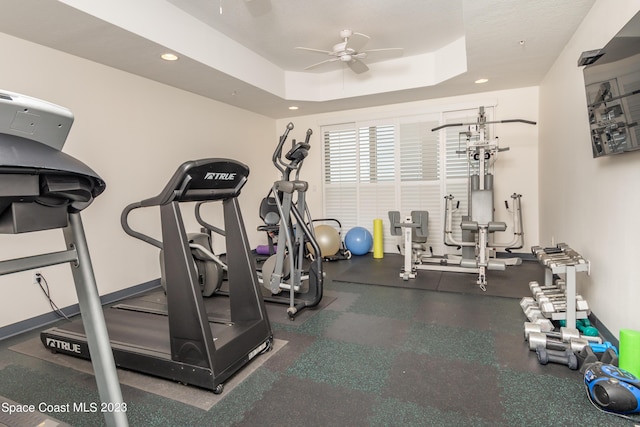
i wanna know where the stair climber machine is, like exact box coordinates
[41,157,273,394]
[259,123,323,320]
[0,90,127,426]
[389,107,535,290]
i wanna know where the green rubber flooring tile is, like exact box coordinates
[2,258,624,426]
[401,322,496,365]
[270,309,341,337]
[370,396,498,427]
[115,390,209,427]
[323,311,411,349]
[0,364,105,426]
[0,363,213,427]
[322,288,360,312]
[200,369,280,427]
[287,337,396,393]
[324,280,372,294]
[414,292,495,329]
[383,351,506,422]
[345,284,428,320]
[234,375,377,426]
[497,367,631,426]
[480,296,530,334]
[261,330,317,373]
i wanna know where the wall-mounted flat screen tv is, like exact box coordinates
[581,11,640,158]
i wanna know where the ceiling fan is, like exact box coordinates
[295,29,403,74]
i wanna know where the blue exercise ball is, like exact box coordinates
[344,227,373,256]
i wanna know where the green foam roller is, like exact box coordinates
[619,329,640,378]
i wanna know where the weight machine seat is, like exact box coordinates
[0,133,105,234]
[387,210,428,242]
[411,211,428,242]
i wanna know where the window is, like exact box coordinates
[324,127,357,184]
[358,125,395,183]
[321,107,493,254]
[323,122,396,243]
[397,119,441,252]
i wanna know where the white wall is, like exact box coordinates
[539,0,640,336]
[0,32,276,328]
[276,86,540,254]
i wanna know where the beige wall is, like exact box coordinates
[539,1,640,335]
[0,32,276,327]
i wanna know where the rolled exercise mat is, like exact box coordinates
[619,328,640,378]
[373,219,384,259]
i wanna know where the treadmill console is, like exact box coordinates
[148,159,251,205]
[0,91,104,233]
[0,89,74,151]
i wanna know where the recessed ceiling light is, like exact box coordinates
[288,106,299,110]
[161,53,179,61]
[475,78,489,84]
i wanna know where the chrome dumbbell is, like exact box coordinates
[527,331,589,352]
[524,323,601,344]
[539,297,590,316]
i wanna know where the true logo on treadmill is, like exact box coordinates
[45,337,82,354]
[205,172,237,180]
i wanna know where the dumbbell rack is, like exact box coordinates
[531,243,590,329]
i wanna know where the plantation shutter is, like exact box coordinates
[398,119,442,253]
[323,124,358,231]
[321,106,494,256]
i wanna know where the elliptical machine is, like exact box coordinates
[259,123,323,320]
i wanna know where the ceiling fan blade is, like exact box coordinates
[295,46,334,55]
[347,59,369,74]
[304,57,340,70]
[364,47,404,56]
[345,32,370,53]
[362,47,404,58]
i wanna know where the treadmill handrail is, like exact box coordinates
[120,158,250,250]
[121,202,163,249]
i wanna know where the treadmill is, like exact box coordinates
[42,158,273,394]
[0,90,128,427]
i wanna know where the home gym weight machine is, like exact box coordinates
[259,123,323,319]
[42,158,273,394]
[0,90,127,426]
[390,107,535,290]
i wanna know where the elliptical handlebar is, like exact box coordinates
[272,123,313,176]
[272,122,294,175]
